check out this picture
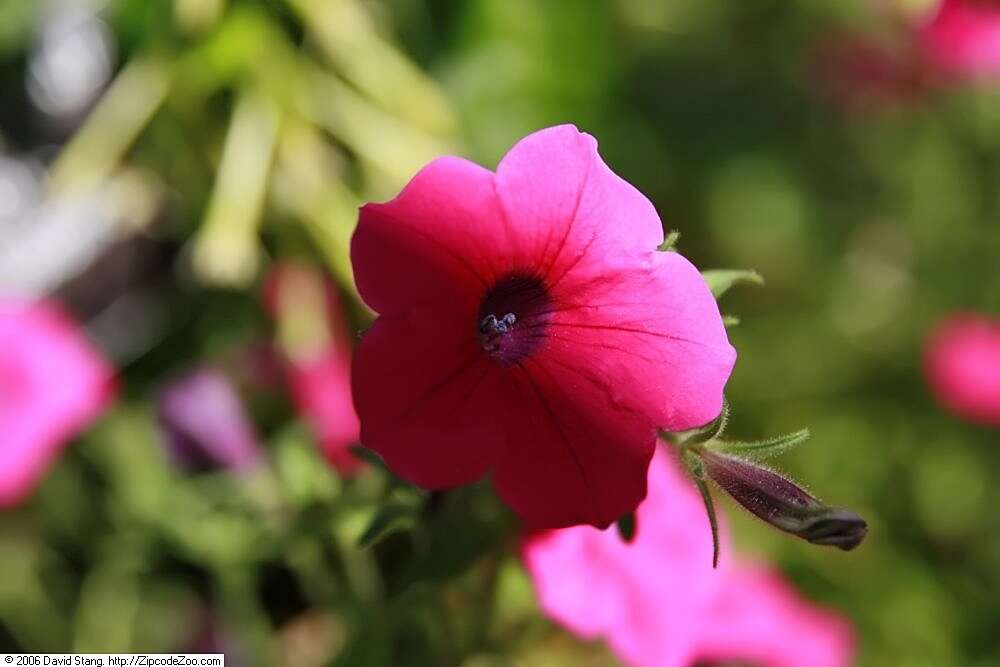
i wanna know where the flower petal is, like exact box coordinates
[521,527,635,645]
[494,124,665,286]
[352,308,504,488]
[351,156,507,316]
[491,355,656,529]
[695,566,855,667]
[289,351,363,474]
[545,250,736,432]
[924,313,1000,425]
[265,262,365,475]
[920,0,1000,79]
[0,301,114,507]
[523,447,855,667]
[522,448,728,666]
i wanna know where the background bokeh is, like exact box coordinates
[1,0,998,665]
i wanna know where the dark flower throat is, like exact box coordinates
[477,273,552,364]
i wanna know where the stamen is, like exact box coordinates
[476,274,551,363]
[480,313,517,335]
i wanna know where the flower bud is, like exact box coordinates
[699,449,867,551]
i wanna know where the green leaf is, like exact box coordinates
[708,429,811,460]
[701,269,764,298]
[392,484,505,592]
[357,501,418,548]
[659,229,681,252]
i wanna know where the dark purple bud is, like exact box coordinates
[156,368,263,473]
[699,448,867,551]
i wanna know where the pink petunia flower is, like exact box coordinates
[523,447,855,667]
[0,299,115,507]
[924,312,1000,425]
[351,125,736,528]
[919,0,1000,79]
[265,263,363,474]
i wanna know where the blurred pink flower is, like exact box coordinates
[811,33,927,112]
[351,125,735,529]
[0,299,114,507]
[919,0,1000,79]
[523,447,855,667]
[924,313,1000,425]
[264,263,362,475]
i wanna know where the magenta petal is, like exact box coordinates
[289,351,363,474]
[351,156,507,316]
[522,448,728,666]
[695,566,855,667]
[920,0,1000,79]
[491,356,656,529]
[520,527,633,641]
[265,262,364,475]
[0,300,115,507]
[352,309,504,488]
[495,125,665,286]
[924,313,1000,425]
[522,447,855,667]
[548,251,736,431]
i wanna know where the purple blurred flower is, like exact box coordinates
[156,368,263,473]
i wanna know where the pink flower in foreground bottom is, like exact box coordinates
[265,263,362,474]
[351,125,736,528]
[924,313,1000,425]
[919,0,1000,79]
[523,448,855,667]
[0,299,115,507]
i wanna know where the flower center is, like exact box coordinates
[477,273,552,364]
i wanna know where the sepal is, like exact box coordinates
[661,399,730,446]
[707,429,810,460]
[702,269,764,298]
[659,229,681,252]
[682,449,721,568]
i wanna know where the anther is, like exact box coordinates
[476,273,551,363]
[480,312,517,335]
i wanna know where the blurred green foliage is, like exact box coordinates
[1,1,999,666]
